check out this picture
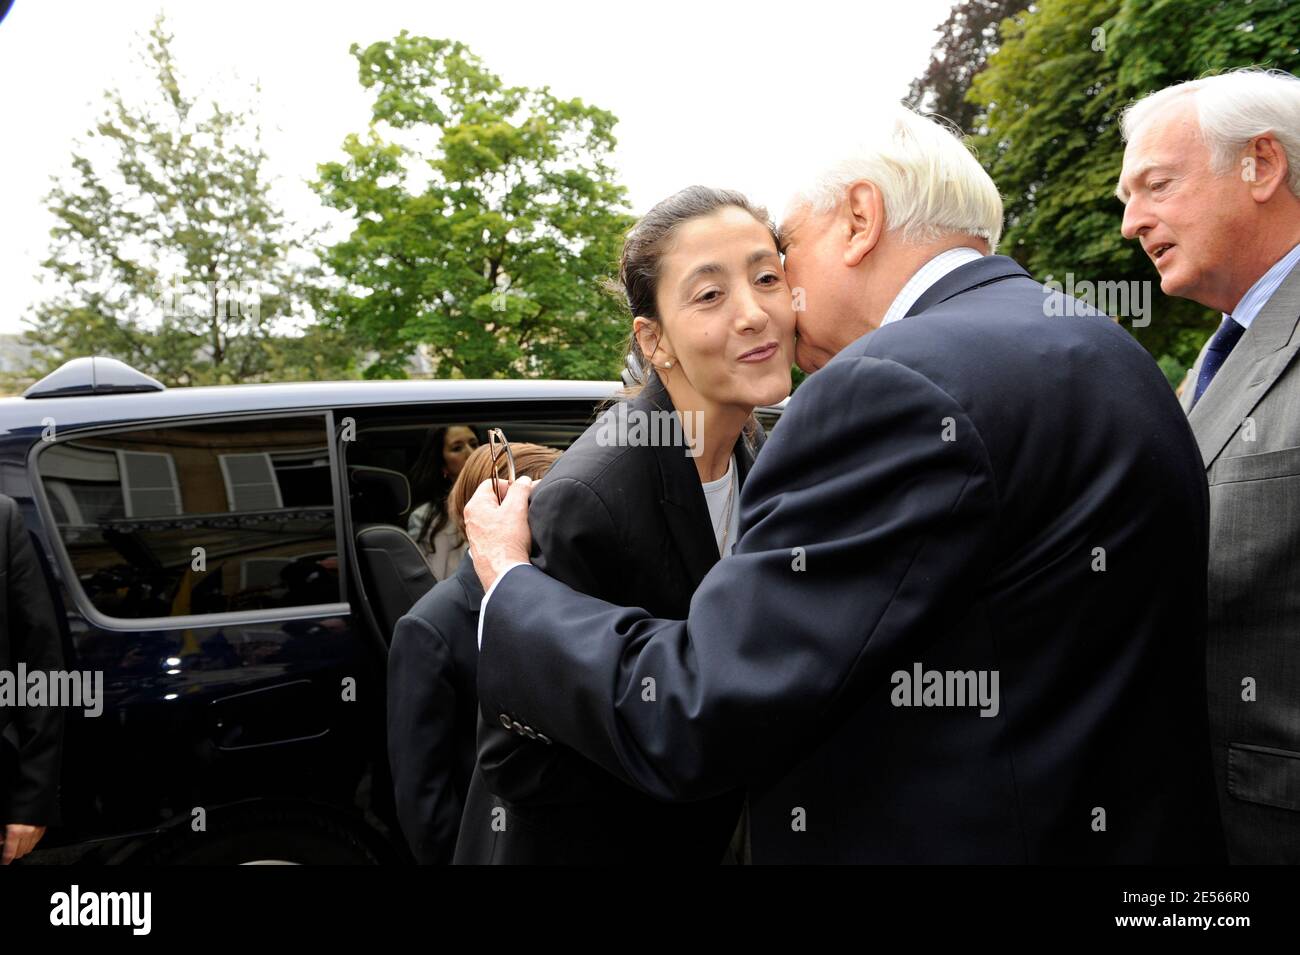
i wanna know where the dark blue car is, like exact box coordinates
[0,356,782,863]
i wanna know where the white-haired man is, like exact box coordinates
[1118,68,1300,864]
[463,105,1225,863]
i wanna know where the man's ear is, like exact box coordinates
[1246,134,1290,203]
[843,181,885,267]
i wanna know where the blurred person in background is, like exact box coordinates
[1,493,64,864]
[407,425,479,580]
[388,442,560,864]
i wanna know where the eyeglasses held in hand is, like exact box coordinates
[487,428,515,505]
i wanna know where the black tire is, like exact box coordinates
[128,804,384,865]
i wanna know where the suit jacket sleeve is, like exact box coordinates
[474,475,625,805]
[477,355,1000,801]
[387,614,463,864]
[3,500,65,825]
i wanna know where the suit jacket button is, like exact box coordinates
[522,725,538,739]
[537,732,552,745]
[511,720,525,735]
[499,714,512,729]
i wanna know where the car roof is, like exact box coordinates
[0,378,624,433]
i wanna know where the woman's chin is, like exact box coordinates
[707,374,791,417]
[732,388,787,414]
[753,369,793,406]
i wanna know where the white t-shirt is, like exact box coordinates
[700,454,740,557]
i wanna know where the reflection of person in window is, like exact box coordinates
[407,426,478,581]
[280,554,340,607]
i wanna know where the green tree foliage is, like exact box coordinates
[966,0,1298,382]
[26,15,348,386]
[1110,0,1299,96]
[315,33,637,380]
[906,0,1025,134]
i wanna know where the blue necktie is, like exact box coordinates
[1192,317,1246,407]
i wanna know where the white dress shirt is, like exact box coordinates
[1226,241,1300,329]
[879,247,985,327]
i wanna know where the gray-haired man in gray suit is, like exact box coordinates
[1117,67,1300,863]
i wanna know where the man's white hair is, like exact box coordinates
[1120,68,1300,195]
[785,104,1004,251]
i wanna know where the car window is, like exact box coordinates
[38,414,341,621]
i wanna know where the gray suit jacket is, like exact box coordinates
[1181,258,1300,863]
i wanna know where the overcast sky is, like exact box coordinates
[0,0,956,335]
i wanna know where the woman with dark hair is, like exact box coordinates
[407,425,478,580]
[389,442,562,865]
[455,185,796,864]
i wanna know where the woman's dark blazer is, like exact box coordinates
[453,373,765,864]
[387,555,484,864]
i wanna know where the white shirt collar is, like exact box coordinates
[879,247,986,327]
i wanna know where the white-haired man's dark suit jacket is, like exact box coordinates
[477,255,1226,863]
[1179,256,1300,863]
